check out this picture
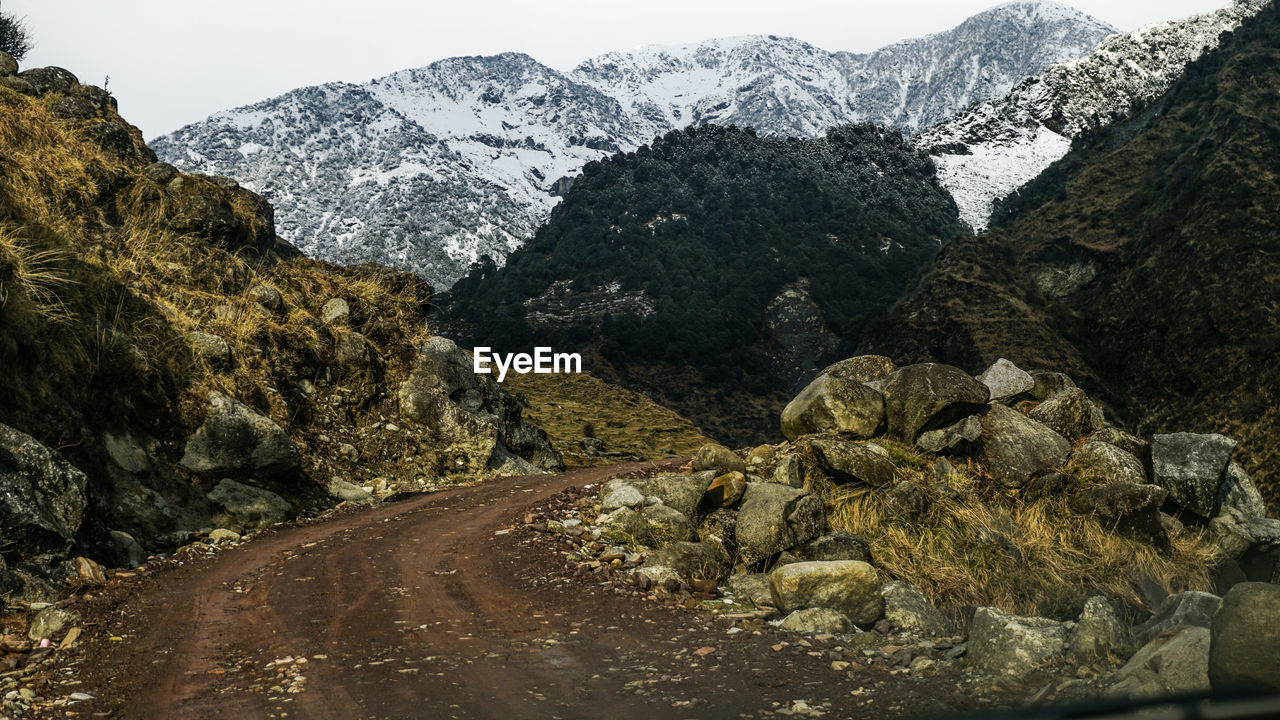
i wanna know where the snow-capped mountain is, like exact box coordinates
[919,0,1270,230]
[153,1,1116,287]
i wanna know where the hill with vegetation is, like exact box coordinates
[861,1,1280,510]
[438,123,967,444]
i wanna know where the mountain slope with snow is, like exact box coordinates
[919,0,1270,230]
[153,1,1116,287]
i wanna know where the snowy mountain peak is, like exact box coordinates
[153,3,1119,288]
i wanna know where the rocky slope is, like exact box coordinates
[862,1,1280,510]
[151,2,1114,288]
[919,0,1270,230]
[0,53,696,604]
[439,123,966,445]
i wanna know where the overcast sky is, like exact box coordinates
[8,0,1231,139]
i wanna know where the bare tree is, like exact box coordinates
[0,3,32,61]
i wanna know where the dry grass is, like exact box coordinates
[817,444,1220,619]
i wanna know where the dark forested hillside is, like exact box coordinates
[440,124,966,443]
[861,1,1280,509]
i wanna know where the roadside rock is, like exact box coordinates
[1027,388,1103,441]
[206,479,293,530]
[1151,432,1236,518]
[967,607,1068,679]
[1067,595,1132,662]
[179,393,300,480]
[778,608,853,634]
[777,531,872,565]
[1132,591,1222,647]
[1068,442,1146,486]
[640,504,694,544]
[1087,427,1149,460]
[696,508,738,560]
[727,573,774,607]
[916,415,983,454]
[692,444,747,474]
[780,374,884,441]
[736,483,827,565]
[598,507,648,544]
[641,542,728,582]
[0,424,88,575]
[768,560,883,625]
[1069,483,1168,547]
[806,437,895,487]
[704,471,747,508]
[105,530,147,569]
[599,480,645,512]
[27,607,79,642]
[327,479,375,504]
[1109,626,1210,699]
[629,473,713,519]
[981,405,1071,489]
[881,581,952,637]
[772,454,804,488]
[976,358,1034,403]
[880,363,989,442]
[1209,582,1280,692]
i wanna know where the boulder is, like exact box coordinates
[880,363,989,442]
[1210,464,1271,559]
[976,358,1034,403]
[17,66,78,95]
[745,445,777,468]
[781,374,884,441]
[105,530,147,569]
[598,507,648,544]
[916,415,983,454]
[1022,471,1069,503]
[1209,582,1280,692]
[704,471,747,508]
[27,606,80,642]
[1150,432,1236,518]
[327,479,375,504]
[1087,427,1149,460]
[0,51,16,76]
[772,454,804,488]
[696,509,738,560]
[0,75,34,94]
[641,504,694,544]
[1132,591,1222,647]
[736,483,827,565]
[727,573,774,607]
[186,331,232,370]
[641,542,728,582]
[179,393,300,480]
[599,481,645,512]
[335,331,374,370]
[1068,442,1146,486]
[1109,626,1210,699]
[1067,595,1132,662]
[806,438,895,487]
[634,565,682,589]
[320,297,350,325]
[777,531,871,565]
[629,473,713,519]
[0,424,88,566]
[1030,371,1076,401]
[144,162,180,184]
[207,528,241,545]
[777,608,853,634]
[1027,388,1104,441]
[73,557,106,586]
[819,355,896,384]
[967,607,1068,679]
[1069,483,1168,547]
[692,444,747,474]
[768,560,883,625]
[980,405,1071,488]
[248,284,283,312]
[881,581,952,637]
[886,480,929,521]
[206,479,293,530]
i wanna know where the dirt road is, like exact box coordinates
[66,462,967,719]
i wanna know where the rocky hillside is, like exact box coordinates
[862,1,1280,510]
[919,0,1269,229]
[150,2,1114,288]
[536,354,1280,700]
[0,52,705,604]
[438,123,966,445]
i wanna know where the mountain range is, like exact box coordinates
[152,1,1117,288]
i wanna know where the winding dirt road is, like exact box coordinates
[67,462,967,719]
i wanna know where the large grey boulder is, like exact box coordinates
[769,560,883,625]
[1028,388,1104,441]
[777,531,871,565]
[1068,442,1146,486]
[692,444,747,474]
[641,542,728,582]
[880,363,989,442]
[1087,427,1149,460]
[1068,595,1133,662]
[598,507,648,544]
[777,608,853,634]
[1069,483,1168,547]
[976,358,1034,403]
[727,573,774,607]
[1209,582,1280,692]
[599,481,645,512]
[806,438,895,487]
[967,607,1069,679]
[735,483,827,565]
[1209,464,1271,559]
[780,374,884,441]
[1109,626,1211,699]
[207,479,293,530]
[1132,591,1222,647]
[916,415,983,454]
[1030,371,1076,401]
[0,424,88,566]
[179,393,300,480]
[640,504,694,544]
[819,355,896,384]
[1151,432,1236,518]
[881,581,952,637]
[980,405,1071,488]
[696,508,738,560]
[629,473,714,519]
[398,337,562,473]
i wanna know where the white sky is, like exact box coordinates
[7,0,1232,139]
